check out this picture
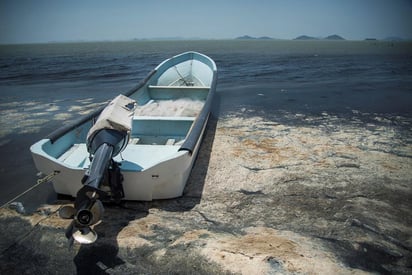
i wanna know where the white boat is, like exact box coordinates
[30,52,217,243]
[31,51,217,201]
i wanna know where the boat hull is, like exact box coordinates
[30,52,216,201]
[31,123,205,200]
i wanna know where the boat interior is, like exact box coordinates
[52,84,210,171]
[43,56,214,172]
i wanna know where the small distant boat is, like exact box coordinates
[30,52,217,243]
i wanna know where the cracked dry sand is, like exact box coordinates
[1,110,411,274]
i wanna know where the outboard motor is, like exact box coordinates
[60,94,136,244]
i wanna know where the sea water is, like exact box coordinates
[0,40,411,208]
[1,40,411,118]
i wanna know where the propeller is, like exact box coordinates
[60,191,105,245]
[57,95,134,245]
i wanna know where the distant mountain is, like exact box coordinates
[294,35,319,40]
[257,36,273,40]
[235,35,256,40]
[324,34,345,40]
[294,34,346,40]
[236,34,348,41]
[235,35,273,40]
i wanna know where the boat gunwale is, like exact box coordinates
[44,51,217,155]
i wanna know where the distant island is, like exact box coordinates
[293,34,345,40]
[324,34,345,40]
[235,34,346,41]
[293,35,318,40]
[235,35,274,40]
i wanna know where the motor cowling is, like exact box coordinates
[63,94,136,245]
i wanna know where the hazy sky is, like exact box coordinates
[1,0,412,44]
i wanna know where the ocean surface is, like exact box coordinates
[1,40,412,210]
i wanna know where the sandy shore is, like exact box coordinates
[1,99,411,274]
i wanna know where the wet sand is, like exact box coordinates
[0,86,411,274]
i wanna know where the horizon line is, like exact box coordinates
[1,36,411,45]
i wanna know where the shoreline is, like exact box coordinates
[1,100,411,273]
[1,40,411,273]
[1,83,411,211]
